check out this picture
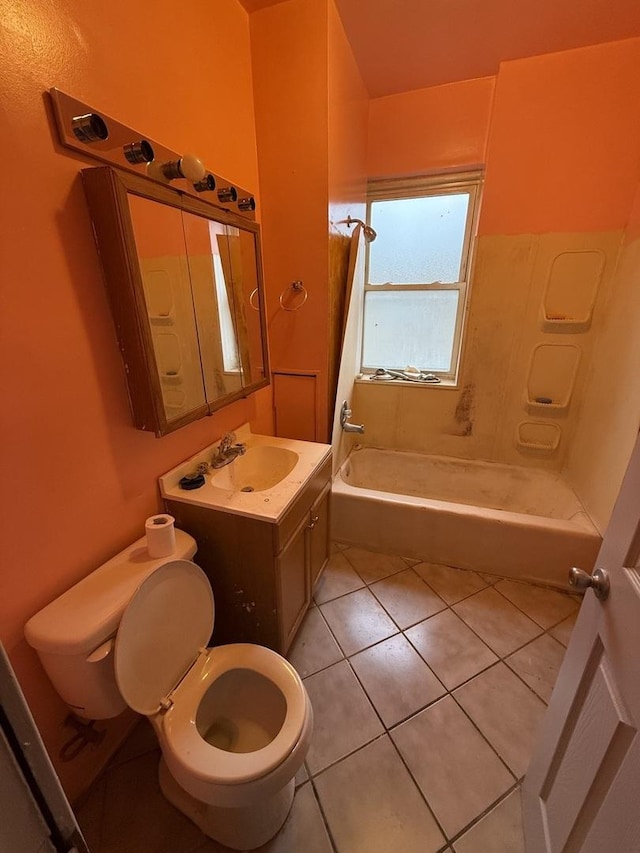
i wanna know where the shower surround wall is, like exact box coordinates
[354,37,640,533]
[565,183,640,532]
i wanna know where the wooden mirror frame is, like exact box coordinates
[82,166,270,436]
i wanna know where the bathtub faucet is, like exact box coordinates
[340,401,365,434]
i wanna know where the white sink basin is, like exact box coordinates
[210,445,299,492]
[159,426,331,522]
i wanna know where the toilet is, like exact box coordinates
[24,530,313,850]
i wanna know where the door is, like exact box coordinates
[523,431,640,853]
[309,483,331,591]
[0,644,88,853]
[276,512,311,653]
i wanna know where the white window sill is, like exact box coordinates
[355,376,459,389]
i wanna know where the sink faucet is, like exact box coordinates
[211,432,247,469]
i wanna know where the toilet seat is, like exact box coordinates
[161,643,307,787]
[114,560,214,715]
[114,558,308,791]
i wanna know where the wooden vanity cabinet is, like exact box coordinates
[165,454,331,654]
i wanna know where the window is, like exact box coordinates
[362,172,481,382]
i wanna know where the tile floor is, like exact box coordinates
[75,544,580,853]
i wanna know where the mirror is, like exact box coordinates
[82,167,269,436]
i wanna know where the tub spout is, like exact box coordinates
[340,401,365,434]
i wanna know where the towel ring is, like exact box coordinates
[249,288,259,311]
[279,280,308,311]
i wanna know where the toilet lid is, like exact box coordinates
[114,560,214,715]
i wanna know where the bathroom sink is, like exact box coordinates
[159,425,331,522]
[210,445,299,493]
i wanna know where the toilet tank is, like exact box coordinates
[25,530,197,720]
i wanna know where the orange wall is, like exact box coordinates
[328,0,369,228]
[0,0,266,800]
[480,38,640,235]
[367,76,495,178]
[250,0,368,441]
[250,0,330,439]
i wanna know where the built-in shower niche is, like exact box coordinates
[541,249,605,332]
[516,421,562,452]
[525,343,581,413]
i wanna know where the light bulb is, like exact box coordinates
[146,153,206,184]
[178,154,206,182]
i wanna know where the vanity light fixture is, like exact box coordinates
[50,90,258,219]
[147,153,206,184]
[193,174,216,192]
[71,112,109,143]
[123,140,155,164]
[217,185,238,203]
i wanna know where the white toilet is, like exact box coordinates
[25,530,313,850]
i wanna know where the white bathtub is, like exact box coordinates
[331,446,601,588]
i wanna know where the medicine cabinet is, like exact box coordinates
[83,167,269,436]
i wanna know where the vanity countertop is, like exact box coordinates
[159,425,331,523]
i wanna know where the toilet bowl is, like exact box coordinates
[24,533,313,850]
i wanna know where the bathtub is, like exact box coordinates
[331,446,601,588]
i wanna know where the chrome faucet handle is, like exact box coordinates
[340,400,365,434]
[219,432,236,451]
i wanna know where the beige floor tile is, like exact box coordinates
[454,789,524,853]
[480,573,502,585]
[455,663,547,778]
[495,580,579,629]
[314,552,365,604]
[303,660,384,775]
[392,696,513,837]
[108,718,158,768]
[350,634,445,727]
[403,556,422,566]
[414,563,487,604]
[342,546,407,583]
[315,736,445,853]
[370,568,446,629]
[255,783,333,853]
[549,610,578,647]
[406,609,498,689]
[100,751,207,853]
[295,762,308,787]
[288,606,343,677]
[453,588,542,657]
[320,588,398,656]
[506,634,566,702]
[75,774,106,853]
[332,541,349,553]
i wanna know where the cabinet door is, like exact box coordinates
[276,514,310,653]
[309,484,331,591]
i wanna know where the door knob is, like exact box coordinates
[568,566,610,601]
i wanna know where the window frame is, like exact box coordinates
[362,170,482,384]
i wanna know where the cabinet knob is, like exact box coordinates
[308,515,319,529]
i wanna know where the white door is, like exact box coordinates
[523,430,640,853]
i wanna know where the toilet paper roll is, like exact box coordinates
[145,514,176,558]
